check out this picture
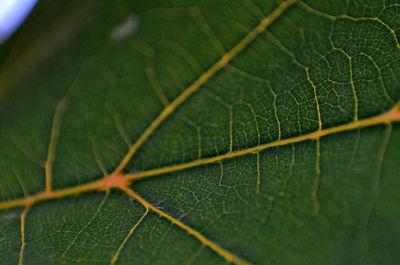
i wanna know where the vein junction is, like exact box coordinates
[1,104,399,211]
[6,2,299,264]
[7,105,400,265]
[3,0,400,264]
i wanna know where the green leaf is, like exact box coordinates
[1,0,400,264]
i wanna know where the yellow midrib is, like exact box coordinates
[1,104,399,211]
[2,0,399,264]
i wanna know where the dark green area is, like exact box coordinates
[0,0,399,264]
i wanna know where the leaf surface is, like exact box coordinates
[0,0,400,264]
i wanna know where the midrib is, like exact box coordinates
[1,104,399,211]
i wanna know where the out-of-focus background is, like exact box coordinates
[0,0,37,43]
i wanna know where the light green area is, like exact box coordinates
[0,0,400,264]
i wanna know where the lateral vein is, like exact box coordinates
[45,98,68,192]
[120,186,250,265]
[113,0,298,174]
[18,207,30,265]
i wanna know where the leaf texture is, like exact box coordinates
[0,0,400,264]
